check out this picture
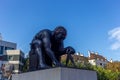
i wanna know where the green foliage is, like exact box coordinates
[22,58,29,72]
[76,62,94,70]
[61,60,120,80]
[93,66,120,80]
[105,61,120,72]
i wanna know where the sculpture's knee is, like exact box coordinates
[32,39,42,48]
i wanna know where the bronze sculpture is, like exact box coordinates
[29,26,76,71]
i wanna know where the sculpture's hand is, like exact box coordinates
[53,61,64,67]
[65,46,76,67]
[66,46,75,54]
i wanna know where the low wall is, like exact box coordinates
[12,67,97,80]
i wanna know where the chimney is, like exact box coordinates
[95,52,98,55]
[80,53,84,56]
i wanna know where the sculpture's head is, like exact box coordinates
[53,26,67,41]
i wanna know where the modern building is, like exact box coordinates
[88,51,108,68]
[3,50,24,73]
[0,40,16,66]
[0,38,24,73]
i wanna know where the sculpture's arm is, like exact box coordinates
[58,41,66,53]
[65,46,75,54]
[42,33,61,66]
[65,46,76,67]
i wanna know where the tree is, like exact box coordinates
[105,61,120,72]
[22,57,29,72]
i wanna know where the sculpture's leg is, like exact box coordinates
[33,40,49,69]
[43,49,63,67]
[35,46,46,68]
[29,50,39,71]
[60,47,76,67]
[44,53,52,67]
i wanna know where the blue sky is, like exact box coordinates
[0,0,120,61]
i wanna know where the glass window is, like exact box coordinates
[14,55,20,61]
[97,58,99,60]
[7,55,20,61]
[0,46,4,54]
[14,64,19,70]
[19,64,23,71]
[101,59,103,61]
[8,55,14,61]
[19,56,24,63]
[3,55,7,61]
[5,47,14,50]
[100,63,102,66]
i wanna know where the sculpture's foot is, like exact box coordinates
[54,62,65,67]
[39,64,51,69]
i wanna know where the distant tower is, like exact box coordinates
[110,58,113,63]
[76,52,79,55]
[0,33,2,40]
[88,50,91,57]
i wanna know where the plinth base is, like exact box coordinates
[12,67,97,80]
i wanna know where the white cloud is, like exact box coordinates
[110,42,120,50]
[108,27,120,50]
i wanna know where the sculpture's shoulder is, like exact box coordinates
[38,29,52,36]
[40,29,51,34]
[34,29,52,39]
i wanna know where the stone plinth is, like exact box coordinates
[12,67,97,80]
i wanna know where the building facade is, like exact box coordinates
[4,50,24,73]
[0,40,16,67]
[88,51,108,68]
[0,40,24,73]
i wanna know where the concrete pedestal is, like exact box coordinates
[12,67,97,80]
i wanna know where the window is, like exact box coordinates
[14,64,19,70]
[14,55,19,61]
[97,58,99,60]
[3,55,7,61]
[77,60,81,63]
[19,64,23,71]
[7,55,20,61]
[5,47,14,50]
[101,59,103,61]
[100,63,102,66]
[8,55,14,61]
[20,56,24,63]
[0,46,4,54]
